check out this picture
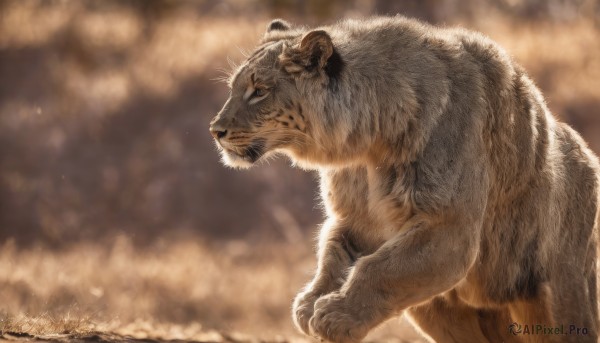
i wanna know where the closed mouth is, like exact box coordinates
[222,138,266,163]
[243,139,265,163]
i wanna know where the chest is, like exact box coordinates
[320,166,415,243]
[366,164,415,233]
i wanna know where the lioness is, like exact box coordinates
[209,17,600,343]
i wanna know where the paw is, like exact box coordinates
[292,290,320,335]
[308,293,370,343]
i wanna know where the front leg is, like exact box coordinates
[309,219,480,343]
[293,218,360,335]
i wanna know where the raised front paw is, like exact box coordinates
[308,292,371,343]
[292,290,320,335]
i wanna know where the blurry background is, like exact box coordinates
[0,0,599,342]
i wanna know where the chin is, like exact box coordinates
[220,150,256,169]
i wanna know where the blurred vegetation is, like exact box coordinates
[1,0,598,248]
[0,0,598,247]
[0,1,599,339]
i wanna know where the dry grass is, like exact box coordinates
[0,236,309,340]
[1,313,94,336]
[0,237,424,342]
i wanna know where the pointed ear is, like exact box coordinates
[280,30,334,75]
[266,19,291,33]
[300,30,334,65]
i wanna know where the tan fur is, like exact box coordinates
[209,17,600,343]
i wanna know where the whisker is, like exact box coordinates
[236,45,250,58]
[227,56,239,71]
[210,76,231,84]
[211,68,234,84]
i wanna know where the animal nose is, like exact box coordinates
[209,124,227,140]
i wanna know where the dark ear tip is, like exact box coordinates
[300,30,332,48]
[267,19,291,32]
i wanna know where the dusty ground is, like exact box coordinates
[0,329,423,343]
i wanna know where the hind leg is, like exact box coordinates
[505,280,597,343]
[540,267,598,342]
[505,244,598,343]
[407,292,518,343]
[506,289,558,343]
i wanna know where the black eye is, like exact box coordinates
[252,88,267,98]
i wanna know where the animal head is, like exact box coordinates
[209,19,344,169]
